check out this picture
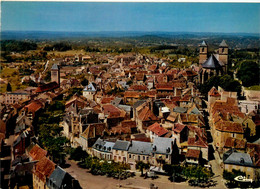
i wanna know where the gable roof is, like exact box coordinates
[208,87,221,97]
[28,144,47,161]
[83,83,96,92]
[138,106,158,121]
[47,166,67,188]
[147,122,168,137]
[34,157,56,182]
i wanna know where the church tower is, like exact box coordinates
[218,40,228,73]
[199,41,208,66]
[51,64,60,85]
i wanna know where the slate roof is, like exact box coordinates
[128,141,152,155]
[152,137,175,155]
[51,64,59,70]
[133,100,147,109]
[173,107,187,113]
[113,140,130,151]
[93,138,115,152]
[224,151,253,167]
[47,166,66,189]
[83,83,96,92]
[200,41,207,47]
[202,54,222,69]
[219,40,228,47]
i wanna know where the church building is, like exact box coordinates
[198,40,228,84]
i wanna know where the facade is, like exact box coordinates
[83,83,96,100]
[112,140,131,163]
[224,150,255,180]
[92,138,115,160]
[127,141,152,170]
[151,137,179,166]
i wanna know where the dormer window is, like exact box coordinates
[240,158,245,164]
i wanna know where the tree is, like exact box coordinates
[136,161,150,176]
[237,61,259,87]
[70,146,88,162]
[81,78,89,87]
[198,75,241,97]
[6,82,12,92]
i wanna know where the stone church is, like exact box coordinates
[198,40,228,84]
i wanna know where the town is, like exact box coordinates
[1,35,259,189]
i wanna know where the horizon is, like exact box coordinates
[2,2,260,34]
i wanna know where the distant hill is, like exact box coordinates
[1,31,259,49]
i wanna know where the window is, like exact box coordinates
[143,156,145,160]
[129,154,131,158]
[166,155,168,159]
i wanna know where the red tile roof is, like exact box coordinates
[25,100,44,112]
[173,123,186,133]
[29,144,47,161]
[147,122,168,137]
[186,149,200,158]
[124,91,140,98]
[188,135,208,148]
[224,137,246,149]
[128,85,148,91]
[138,106,158,121]
[208,87,221,97]
[215,120,244,133]
[101,97,115,104]
[103,104,126,118]
[34,157,56,182]
[35,82,59,93]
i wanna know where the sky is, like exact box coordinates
[1,2,260,33]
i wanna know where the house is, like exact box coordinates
[92,138,115,160]
[33,157,56,189]
[102,104,126,128]
[172,123,189,144]
[27,143,47,161]
[223,149,256,180]
[47,166,75,189]
[112,140,131,163]
[146,122,169,141]
[12,130,31,160]
[35,82,59,93]
[135,102,158,132]
[186,149,202,165]
[151,137,179,166]
[127,141,152,170]
[79,123,106,152]
[15,113,32,134]
[83,83,96,101]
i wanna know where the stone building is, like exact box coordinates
[51,64,60,85]
[199,40,229,84]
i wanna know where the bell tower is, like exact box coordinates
[51,64,60,85]
[219,40,228,73]
[199,41,208,66]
